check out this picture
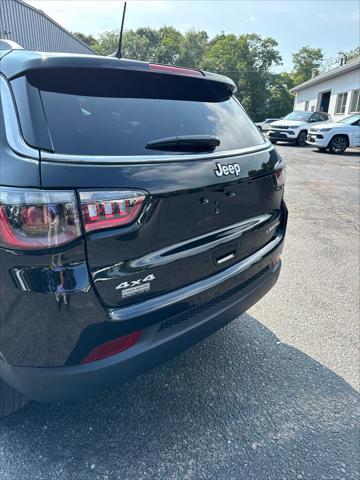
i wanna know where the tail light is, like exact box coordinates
[79,191,146,233]
[80,330,142,364]
[0,187,81,250]
[275,166,285,190]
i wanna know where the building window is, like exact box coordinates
[349,89,360,113]
[304,100,309,111]
[335,92,348,114]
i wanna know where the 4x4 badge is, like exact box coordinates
[214,162,241,177]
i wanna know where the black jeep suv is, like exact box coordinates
[0,48,287,416]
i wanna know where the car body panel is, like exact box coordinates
[307,120,360,148]
[0,49,287,404]
[0,49,236,91]
[269,112,331,142]
[38,147,284,309]
[0,255,284,401]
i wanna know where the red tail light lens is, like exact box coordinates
[275,167,286,189]
[0,187,81,250]
[79,191,146,233]
[149,63,203,77]
[80,331,142,364]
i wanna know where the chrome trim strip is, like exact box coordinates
[40,142,273,164]
[93,214,272,281]
[216,252,235,264]
[0,76,39,159]
[109,233,283,321]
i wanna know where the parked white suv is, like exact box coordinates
[307,114,360,154]
[255,118,280,132]
[269,111,331,146]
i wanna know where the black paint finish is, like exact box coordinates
[0,240,105,366]
[0,94,40,187]
[40,149,279,191]
[0,49,287,387]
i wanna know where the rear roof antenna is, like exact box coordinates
[115,1,127,59]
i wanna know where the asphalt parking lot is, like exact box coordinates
[0,144,359,480]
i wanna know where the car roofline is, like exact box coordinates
[0,49,236,91]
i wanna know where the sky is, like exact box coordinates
[27,0,360,71]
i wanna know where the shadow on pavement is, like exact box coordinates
[1,313,359,480]
[270,142,311,148]
[312,148,360,158]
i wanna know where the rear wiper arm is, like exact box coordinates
[146,135,221,152]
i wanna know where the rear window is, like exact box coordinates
[17,68,266,156]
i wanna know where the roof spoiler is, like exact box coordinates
[0,50,236,95]
[0,39,23,51]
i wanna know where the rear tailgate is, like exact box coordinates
[41,150,284,308]
[14,63,285,308]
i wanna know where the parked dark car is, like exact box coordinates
[0,48,287,416]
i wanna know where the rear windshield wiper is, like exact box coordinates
[146,135,221,152]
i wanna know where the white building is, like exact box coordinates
[291,58,360,121]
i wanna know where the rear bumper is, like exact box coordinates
[0,260,281,402]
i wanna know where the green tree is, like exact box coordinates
[122,27,161,61]
[72,32,99,51]
[96,26,183,62]
[201,33,282,120]
[94,30,119,56]
[154,26,183,64]
[338,46,360,63]
[292,46,324,84]
[316,46,360,73]
[178,30,209,68]
[266,72,295,118]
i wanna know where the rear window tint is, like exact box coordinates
[15,68,265,156]
[39,92,266,156]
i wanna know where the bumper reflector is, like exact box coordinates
[272,255,281,267]
[80,331,142,364]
